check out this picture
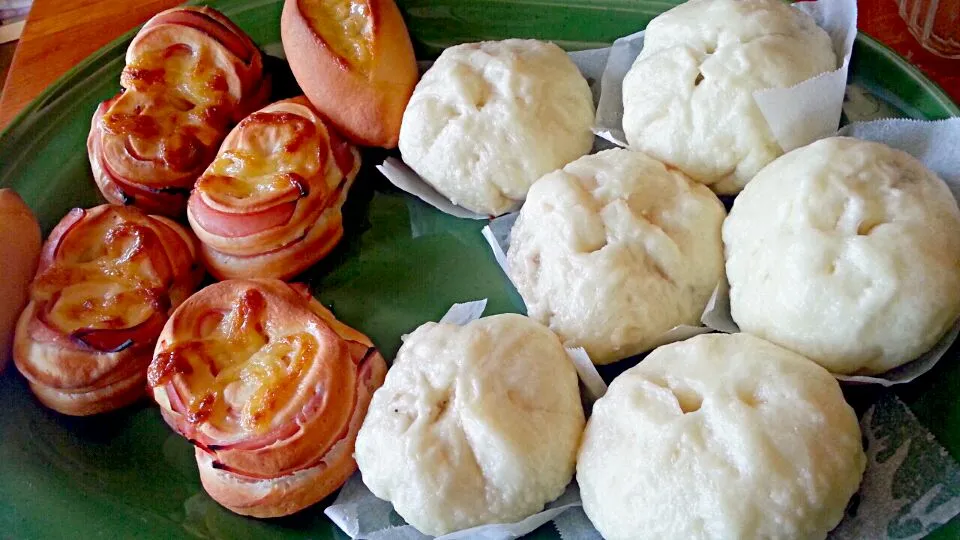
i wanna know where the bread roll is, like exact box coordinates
[281,0,418,148]
[0,190,41,372]
[88,7,270,216]
[148,279,386,517]
[578,333,865,540]
[187,97,362,280]
[399,39,595,216]
[355,313,585,535]
[507,149,726,364]
[14,205,202,415]
[621,0,836,194]
[724,137,960,374]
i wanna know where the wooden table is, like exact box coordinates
[0,0,958,129]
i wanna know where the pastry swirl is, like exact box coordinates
[88,7,270,216]
[148,279,386,517]
[187,97,361,280]
[13,204,202,415]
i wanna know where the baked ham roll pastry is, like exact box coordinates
[187,97,362,280]
[13,205,202,416]
[88,7,270,216]
[147,279,386,518]
[281,0,418,148]
[0,190,41,372]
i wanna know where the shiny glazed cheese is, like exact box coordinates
[300,0,374,69]
[151,289,323,434]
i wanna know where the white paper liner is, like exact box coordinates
[378,47,610,220]
[437,299,489,325]
[592,0,858,151]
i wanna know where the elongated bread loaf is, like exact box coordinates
[281,0,418,148]
[0,189,41,372]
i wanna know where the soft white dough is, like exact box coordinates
[507,148,726,365]
[578,333,865,540]
[621,0,836,194]
[398,39,595,216]
[724,137,960,375]
[354,313,585,536]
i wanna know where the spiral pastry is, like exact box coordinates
[88,7,270,216]
[187,97,361,280]
[13,205,202,416]
[147,279,386,517]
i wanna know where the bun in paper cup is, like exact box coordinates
[507,148,726,364]
[578,333,865,540]
[398,39,595,217]
[621,0,837,194]
[355,313,585,535]
[723,137,960,375]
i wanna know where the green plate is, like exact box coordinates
[0,1,958,538]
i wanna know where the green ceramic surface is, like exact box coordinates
[0,1,958,538]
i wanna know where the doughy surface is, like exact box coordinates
[507,149,725,364]
[622,0,836,194]
[399,39,594,216]
[354,314,585,535]
[724,137,960,374]
[578,333,865,540]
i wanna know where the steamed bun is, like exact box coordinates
[622,0,836,194]
[578,333,865,540]
[354,314,585,535]
[399,39,595,216]
[724,137,960,375]
[507,148,725,364]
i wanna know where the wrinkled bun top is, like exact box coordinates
[355,313,585,536]
[578,333,865,540]
[724,137,960,375]
[622,0,836,194]
[399,39,595,216]
[507,149,725,364]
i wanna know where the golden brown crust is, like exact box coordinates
[195,349,386,517]
[198,202,346,281]
[88,6,270,217]
[281,0,418,148]
[149,279,386,517]
[13,204,202,416]
[186,98,361,280]
[0,190,41,372]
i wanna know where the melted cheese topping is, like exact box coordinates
[152,289,320,434]
[300,0,374,70]
[198,111,326,205]
[126,44,230,111]
[32,212,171,340]
[104,44,231,172]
